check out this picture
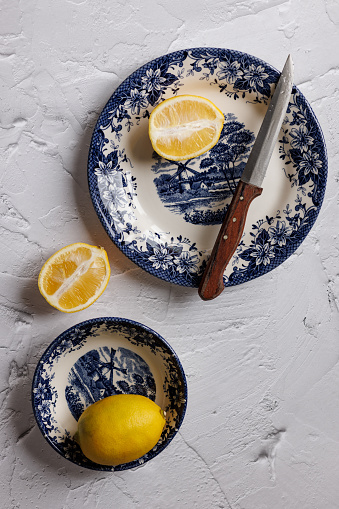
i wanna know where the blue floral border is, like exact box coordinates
[87,48,327,288]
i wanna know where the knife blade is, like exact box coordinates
[198,54,294,301]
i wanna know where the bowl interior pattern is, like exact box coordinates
[32,318,187,471]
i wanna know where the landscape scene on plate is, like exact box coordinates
[89,48,327,287]
[151,113,255,225]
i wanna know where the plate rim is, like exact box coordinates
[32,316,188,471]
[87,47,328,288]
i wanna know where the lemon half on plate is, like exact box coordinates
[149,94,224,161]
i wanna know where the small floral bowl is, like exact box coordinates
[32,317,187,471]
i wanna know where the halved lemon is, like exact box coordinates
[38,243,110,313]
[148,94,224,161]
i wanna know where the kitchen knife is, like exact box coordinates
[198,54,294,301]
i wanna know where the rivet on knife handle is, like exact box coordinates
[198,181,262,301]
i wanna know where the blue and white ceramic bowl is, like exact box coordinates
[32,317,187,471]
[88,47,327,289]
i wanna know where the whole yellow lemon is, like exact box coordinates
[75,394,166,466]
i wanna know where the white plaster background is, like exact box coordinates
[1,0,339,508]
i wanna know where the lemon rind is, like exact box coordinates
[149,94,224,161]
[38,242,111,313]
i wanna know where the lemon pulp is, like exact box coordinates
[38,242,110,313]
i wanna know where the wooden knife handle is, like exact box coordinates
[198,180,263,301]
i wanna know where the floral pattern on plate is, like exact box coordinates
[88,48,327,288]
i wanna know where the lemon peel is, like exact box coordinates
[76,394,166,466]
[149,94,224,161]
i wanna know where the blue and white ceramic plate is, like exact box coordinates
[32,317,187,471]
[88,48,327,288]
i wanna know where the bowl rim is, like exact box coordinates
[32,316,188,471]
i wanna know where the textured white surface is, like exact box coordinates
[1,1,339,508]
